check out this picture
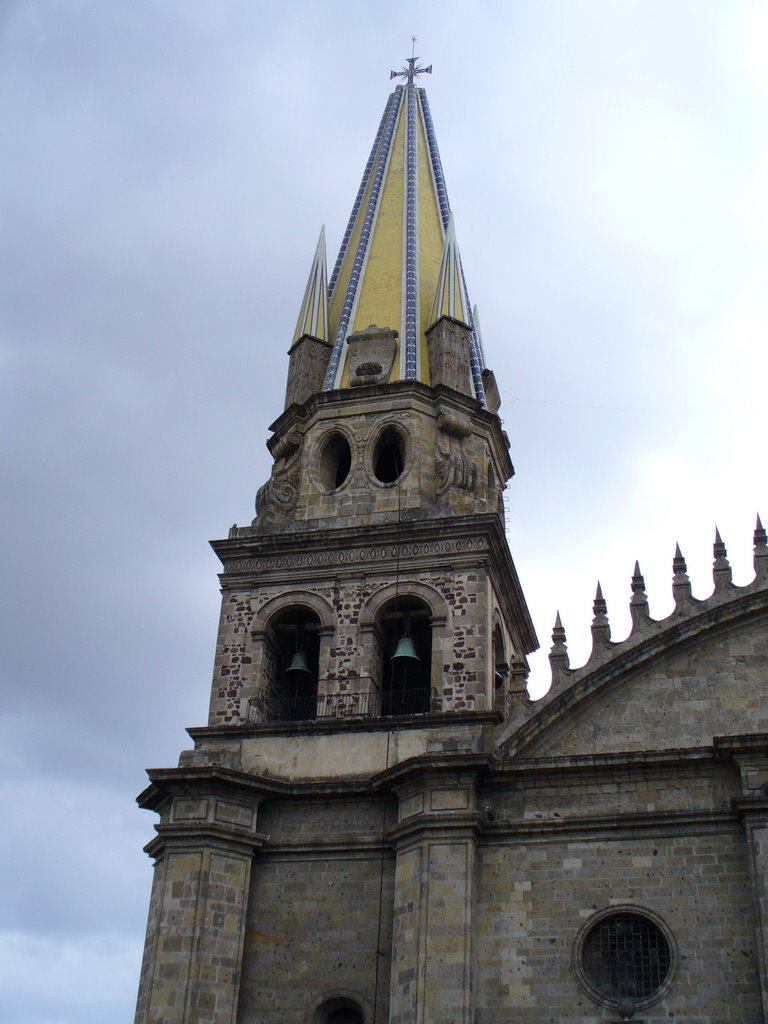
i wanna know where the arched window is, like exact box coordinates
[378,595,433,716]
[327,1010,363,1024]
[268,606,321,722]
[312,995,365,1024]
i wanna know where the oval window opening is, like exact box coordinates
[319,433,352,492]
[373,427,405,484]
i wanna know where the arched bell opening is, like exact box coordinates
[378,596,433,716]
[269,606,321,722]
[492,622,508,715]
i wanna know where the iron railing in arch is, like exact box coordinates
[247,687,438,724]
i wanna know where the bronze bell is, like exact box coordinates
[392,635,419,661]
[285,650,311,677]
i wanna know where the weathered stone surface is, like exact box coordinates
[426,316,473,396]
[284,334,332,408]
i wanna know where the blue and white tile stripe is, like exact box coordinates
[418,89,486,406]
[404,84,419,379]
[328,92,396,300]
[324,87,403,390]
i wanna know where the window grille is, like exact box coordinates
[581,911,671,1003]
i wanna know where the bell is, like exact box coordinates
[392,635,420,661]
[285,650,311,677]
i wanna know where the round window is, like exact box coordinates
[577,909,674,1011]
[372,426,406,485]
[318,433,352,492]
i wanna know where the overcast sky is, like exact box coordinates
[2,2,767,1021]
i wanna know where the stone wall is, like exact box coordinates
[475,828,761,1022]
[207,561,495,732]
[236,851,395,1022]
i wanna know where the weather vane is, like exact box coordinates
[390,36,432,85]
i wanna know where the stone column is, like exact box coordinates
[134,769,265,1024]
[723,739,768,1023]
[385,761,485,1024]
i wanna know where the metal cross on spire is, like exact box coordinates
[390,36,432,85]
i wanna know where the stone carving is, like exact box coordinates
[435,433,478,495]
[255,462,300,518]
[434,412,478,495]
[271,430,302,461]
[436,412,472,438]
[346,324,398,386]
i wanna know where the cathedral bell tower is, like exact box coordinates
[135,58,537,1024]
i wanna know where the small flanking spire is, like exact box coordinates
[590,582,611,647]
[292,226,328,345]
[429,214,470,329]
[629,560,650,629]
[549,611,570,688]
[754,513,768,582]
[284,228,332,408]
[472,305,487,364]
[712,527,732,592]
[672,543,692,605]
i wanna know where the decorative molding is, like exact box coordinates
[223,535,488,574]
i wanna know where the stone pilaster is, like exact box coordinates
[384,759,487,1024]
[722,738,768,1023]
[134,769,266,1024]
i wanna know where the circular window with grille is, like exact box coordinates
[575,908,675,1012]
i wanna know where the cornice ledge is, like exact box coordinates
[187,710,500,742]
[714,733,768,759]
[372,751,493,790]
[144,822,268,858]
[491,744,721,777]
[732,795,768,818]
[137,765,290,810]
[386,809,488,847]
[260,835,393,856]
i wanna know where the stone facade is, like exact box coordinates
[135,484,768,1024]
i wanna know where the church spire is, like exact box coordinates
[292,226,328,345]
[429,213,470,328]
[321,63,486,403]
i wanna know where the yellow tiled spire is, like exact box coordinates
[292,226,328,344]
[322,77,487,404]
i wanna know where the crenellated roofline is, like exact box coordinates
[498,517,768,757]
